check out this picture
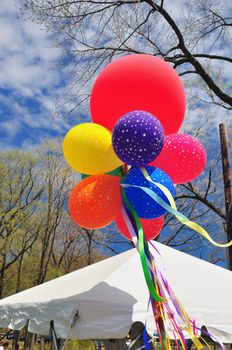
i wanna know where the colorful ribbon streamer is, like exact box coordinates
[121,175,206,350]
[121,184,163,302]
[122,167,232,248]
[120,167,230,350]
[121,192,203,350]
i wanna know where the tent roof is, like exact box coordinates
[0,242,232,342]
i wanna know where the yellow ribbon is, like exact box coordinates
[179,302,204,350]
[200,336,212,350]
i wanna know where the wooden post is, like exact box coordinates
[219,123,232,270]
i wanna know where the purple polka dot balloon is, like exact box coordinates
[112,110,164,166]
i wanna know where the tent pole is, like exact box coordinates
[50,321,59,350]
[12,330,19,350]
[29,333,35,350]
[23,321,29,350]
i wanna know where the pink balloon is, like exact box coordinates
[115,211,164,241]
[150,134,207,184]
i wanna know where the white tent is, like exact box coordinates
[0,242,232,343]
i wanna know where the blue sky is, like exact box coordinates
[0,0,81,149]
[0,0,231,150]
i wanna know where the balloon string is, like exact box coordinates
[148,246,202,350]
[121,167,232,248]
[120,181,204,350]
[121,177,163,302]
[150,261,185,348]
[121,191,169,349]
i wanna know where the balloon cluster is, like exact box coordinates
[62,55,232,350]
[63,54,206,241]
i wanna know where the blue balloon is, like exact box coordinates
[122,166,175,219]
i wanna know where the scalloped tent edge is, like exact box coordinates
[0,242,232,343]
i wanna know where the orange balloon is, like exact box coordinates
[69,174,122,229]
[115,211,164,241]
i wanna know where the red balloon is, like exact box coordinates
[90,54,186,134]
[150,134,207,184]
[115,211,164,241]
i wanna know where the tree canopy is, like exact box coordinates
[21,0,232,117]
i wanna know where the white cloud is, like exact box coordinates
[0,0,72,148]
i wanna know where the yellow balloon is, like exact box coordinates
[63,123,123,175]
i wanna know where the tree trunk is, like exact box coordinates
[85,230,94,265]
[15,253,24,293]
[0,253,7,299]
[219,124,232,270]
[87,234,92,266]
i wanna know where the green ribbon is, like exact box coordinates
[121,175,163,303]
[81,166,124,179]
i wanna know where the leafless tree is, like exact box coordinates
[21,0,232,117]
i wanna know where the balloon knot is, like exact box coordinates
[123,164,129,175]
